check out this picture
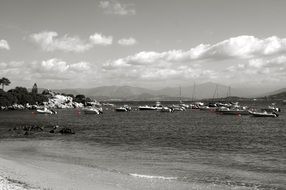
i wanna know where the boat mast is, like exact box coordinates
[192,82,196,102]
[212,85,218,101]
[179,86,182,103]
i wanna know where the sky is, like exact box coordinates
[0,0,286,90]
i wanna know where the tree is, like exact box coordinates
[74,94,86,104]
[0,77,11,90]
[32,83,38,94]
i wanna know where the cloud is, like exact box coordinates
[102,35,286,85]
[99,1,136,15]
[36,58,91,74]
[0,59,94,85]
[105,35,286,69]
[195,35,286,59]
[0,39,10,50]
[118,37,137,46]
[227,56,286,75]
[30,31,113,52]
[30,31,92,52]
[89,33,113,45]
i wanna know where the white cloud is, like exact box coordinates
[69,61,91,71]
[104,35,286,70]
[224,55,286,84]
[89,33,113,45]
[118,37,137,46]
[40,58,69,73]
[0,39,10,50]
[0,59,94,85]
[37,58,92,74]
[102,35,286,85]
[30,31,92,52]
[30,31,113,52]
[99,1,135,15]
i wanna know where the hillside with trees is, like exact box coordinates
[0,78,48,107]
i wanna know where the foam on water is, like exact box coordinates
[129,173,178,180]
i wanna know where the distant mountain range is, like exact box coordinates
[38,82,286,101]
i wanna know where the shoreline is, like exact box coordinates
[0,139,246,190]
[0,175,37,190]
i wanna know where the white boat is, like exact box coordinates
[261,104,281,112]
[115,107,128,112]
[36,107,56,114]
[161,106,173,112]
[171,105,186,111]
[249,110,279,117]
[217,108,249,115]
[83,107,101,114]
[138,105,157,111]
[115,105,131,112]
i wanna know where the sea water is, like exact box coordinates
[0,101,285,189]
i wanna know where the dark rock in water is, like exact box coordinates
[22,125,43,132]
[49,129,55,133]
[24,131,31,135]
[59,127,75,134]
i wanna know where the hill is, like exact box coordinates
[267,91,286,100]
[33,83,285,101]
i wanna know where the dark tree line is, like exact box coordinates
[0,78,96,107]
[0,79,48,107]
[0,87,48,106]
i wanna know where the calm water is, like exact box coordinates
[0,101,285,189]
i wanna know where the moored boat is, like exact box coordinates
[160,106,173,112]
[216,107,249,115]
[261,104,281,113]
[138,105,157,111]
[83,107,101,114]
[249,110,279,117]
[36,107,57,114]
[115,105,131,112]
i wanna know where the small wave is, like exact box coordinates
[129,173,178,180]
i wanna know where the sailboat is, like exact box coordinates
[178,86,189,109]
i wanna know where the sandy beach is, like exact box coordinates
[0,139,249,190]
[0,140,124,190]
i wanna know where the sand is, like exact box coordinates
[0,139,250,190]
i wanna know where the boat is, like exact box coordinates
[248,110,279,117]
[190,102,204,109]
[160,106,173,112]
[138,101,162,111]
[83,107,101,114]
[171,104,186,111]
[115,107,128,112]
[261,104,281,112]
[217,107,249,115]
[138,105,157,111]
[36,107,57,114]
[115,105,131,112]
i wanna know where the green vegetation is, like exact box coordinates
[0,77,11,90]
[0,79,48,107]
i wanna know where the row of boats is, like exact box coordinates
[114,101,281,117]
[119,102,281,117]
[36,101,281,118]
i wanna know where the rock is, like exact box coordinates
[49,129,55,133]
[24,131,31,135]
[59,127,75,134]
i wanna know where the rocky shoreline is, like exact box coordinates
[0,176,39,190]
[1,89,100,111]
